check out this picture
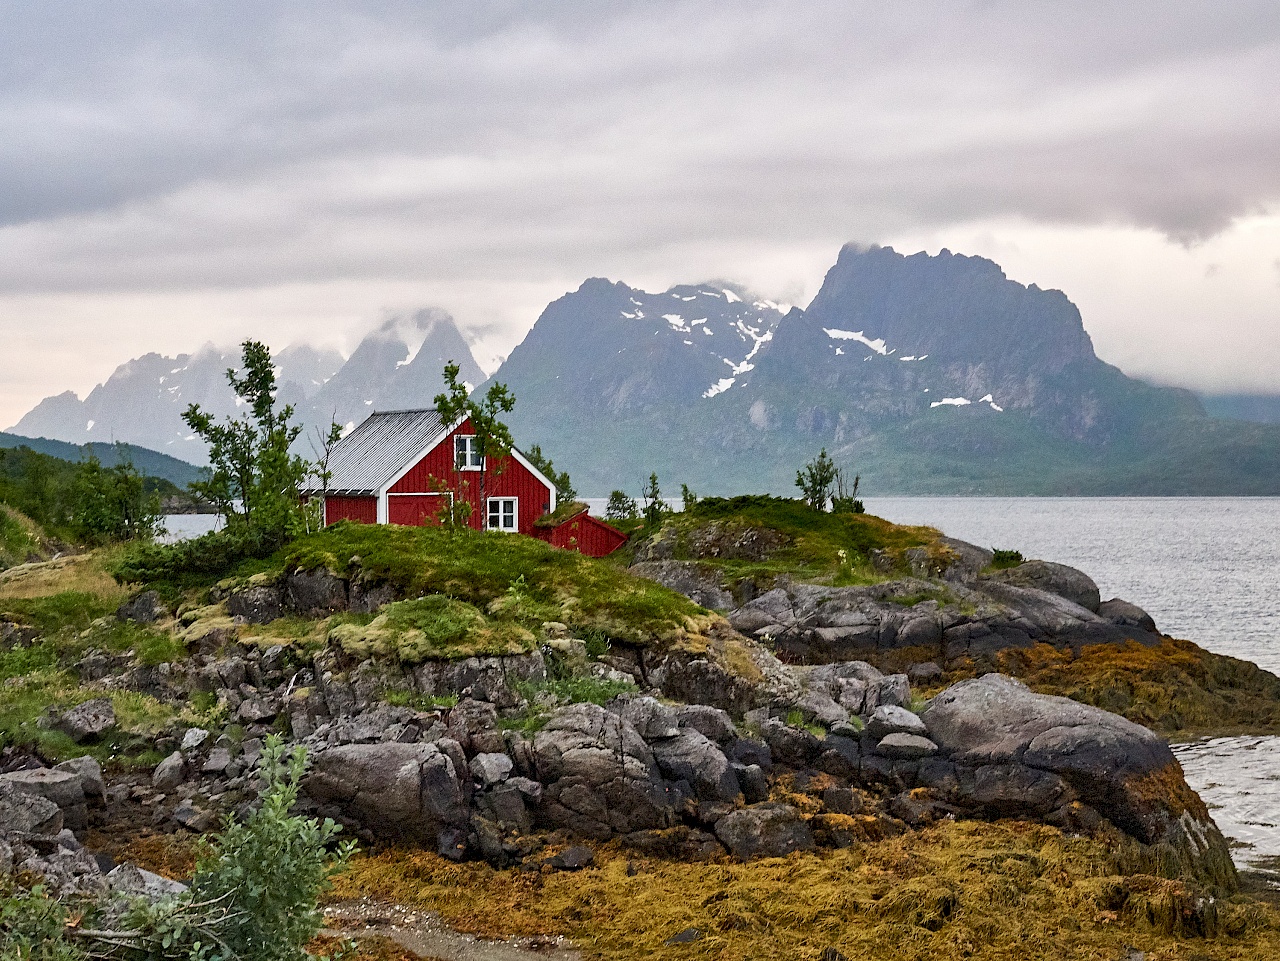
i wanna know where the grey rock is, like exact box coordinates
[181,728,210,751]
[714,803,815,860]
[675,704,738,744]
[0,768,87,831]
[202,748,232,775]
[117,590,167,624]
[614,696,680,741]
[54,698,115,741]
[821,787,863,816]
[629,560,735,611]
[1099,598,1158,634]
[876,732,938,759]
[922,674,1212,848]
[106,862,189,900]
[549,844,595,870]
[987,560,1101,613]
[226,585,284,624]
[907,662,944,684]
[305,741,468,843]
[444,699,504,755]
[532,703,673,840]
[733,763,770,804]
[0,781,63,834]
[759,718,823,768]
[53,757,104,802]
[152,752,186,791]
[792,691,849,729]
[867,705,927,739]
[469,752,514,787]
[171,800,215,832]
[938,538,994,582]
[283,567,349,616]
[651,730,740,803]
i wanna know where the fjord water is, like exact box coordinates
[865,496,1280,874]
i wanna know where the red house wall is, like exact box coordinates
[325,495,377,525]
[386,419,554,532]
[534,512,628,558]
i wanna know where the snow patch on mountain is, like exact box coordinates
[824,328,888,355]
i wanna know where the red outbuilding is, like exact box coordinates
[531,503,629,557]
[302,408,556,534]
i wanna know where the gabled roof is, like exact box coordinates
[303,408,446,495]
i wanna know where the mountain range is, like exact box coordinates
[9,244,1280,495]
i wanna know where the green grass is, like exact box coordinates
[330,595,536,663]
[630,494,946,587]
[128,522,710,651]
[382,689,460,711]
[0,591,116,635]
[501,675,640,735]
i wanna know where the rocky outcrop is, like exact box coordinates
[723,569,1157,669]
[304,741,469,852]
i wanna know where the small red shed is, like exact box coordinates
[301,409,557,535]
[532,503,629,558]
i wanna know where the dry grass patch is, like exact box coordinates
[331,821,1280,960]
[0,550,128,604]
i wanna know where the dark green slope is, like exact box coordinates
[0,432,205,488]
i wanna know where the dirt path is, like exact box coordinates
[322,899,581,961]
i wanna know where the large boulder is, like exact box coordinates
[0,769,87,831]
[650,730,741,803]
[0,780,63,835]
[923,674,1234,886]
[532,703,674,840]
[987,561,1101,613]
[226,584,284,624]
[1099,598,1158,634]
[304,742,468,848]
[283,567,349,617]
[714,804,814,859]
[116,590,167,624]
[53,699,115,742]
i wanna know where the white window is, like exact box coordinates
[454,435,483,470]
[487,497,518,532]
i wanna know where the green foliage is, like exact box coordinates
[525,444,577,504]
[0,506,43,570]
[189,736,355,961]
[182,340,311,542]
[69,455,164,544]
[605,490,638,521]
[0,591,116,635]
[680,484,697,511]
[795,448,838,511]
[0,884,85,961]
[0,641,59,681]
[0,445,174,545]
[504,674,638,733]
[830,468,864,514]
[990,549,1024,570]
[330,595,535,663]
[381,689,460,710]
[113,527,281,594]
[434,360,517,522]
[640,473,670,527]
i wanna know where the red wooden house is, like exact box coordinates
[302,409,557,534]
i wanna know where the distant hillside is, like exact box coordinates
[1201,393,1280,425]
[0,432,205,488]
[488,244,1280,496]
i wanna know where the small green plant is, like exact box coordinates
[990,548,1024,570]
[830,468,864,514]
[580,627,612,660]
[382,689,460,711]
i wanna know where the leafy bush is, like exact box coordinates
[113,527,283,591]
[0,884,84,961]
[188,736,355,961]
[990,548,1024,570]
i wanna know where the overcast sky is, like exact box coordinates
[2,1,1279,426]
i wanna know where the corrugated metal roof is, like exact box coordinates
[303,409,447,495]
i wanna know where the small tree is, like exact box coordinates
[525,443,577,504]
[434,361,516,529]
[182,341,310,542]
[641,472,669,527]
[302,416,344,533]
[830,469,864,514]
[606,490,638,521]
[795,448,838,511]
[680,483,698,512]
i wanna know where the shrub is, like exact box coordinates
[112,526,282,590]
[605,490,638,521]
[0,884,84,961]
[990,548,1024,570]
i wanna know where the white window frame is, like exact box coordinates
[487,497,518,532]
[454,434,483,471]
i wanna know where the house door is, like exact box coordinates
[387,493,452,527]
